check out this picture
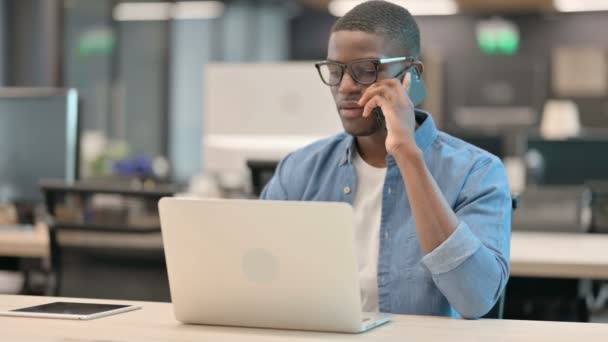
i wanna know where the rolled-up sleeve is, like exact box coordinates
[421,156,512,319]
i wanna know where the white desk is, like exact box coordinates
[0,223,49,258]
[1,295,608,341]
[510,231,608,279]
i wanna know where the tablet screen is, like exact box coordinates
[13,302,132,316]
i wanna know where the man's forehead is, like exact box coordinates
[328,30,398,60]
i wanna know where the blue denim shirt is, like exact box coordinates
[260,111,511,319]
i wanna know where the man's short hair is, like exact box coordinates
[331,0,421,57]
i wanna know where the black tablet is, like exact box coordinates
[0,301,141,320]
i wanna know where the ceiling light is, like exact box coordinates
[554,0,608,12]
[113,1,224,21]
[113,2,171,21]
[173,1,224,20]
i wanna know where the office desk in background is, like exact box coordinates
[2,295,608,341]
[508,231,608,322]
[0,223,49,258]
[510,231,608,279]
[3,228,608,279]
[0,224,50,294]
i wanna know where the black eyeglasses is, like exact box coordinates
[314,56,419,86]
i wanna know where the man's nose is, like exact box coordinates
[338,71,360,94]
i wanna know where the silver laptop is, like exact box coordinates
[158,197,392,333]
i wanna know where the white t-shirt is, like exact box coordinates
[352,148,387,313]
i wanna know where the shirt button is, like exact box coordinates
[384,232,389,239]
[388,187,392,195]
[343,186,351,194]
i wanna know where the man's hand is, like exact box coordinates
[358,72,417,156]
[359,73,459,256]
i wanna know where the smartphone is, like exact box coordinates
[373,67,428,128]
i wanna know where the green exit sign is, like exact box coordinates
[476,18,520,56]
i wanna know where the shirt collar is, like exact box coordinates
[339,109,438,166]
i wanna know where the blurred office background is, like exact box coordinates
[1,0,608,323]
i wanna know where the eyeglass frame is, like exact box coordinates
[314,56,421,86]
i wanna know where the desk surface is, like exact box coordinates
[2,295,608,342]
[510,231,608,279]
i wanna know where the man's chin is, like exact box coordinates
[344,125,381,137]
[340,117,383,137]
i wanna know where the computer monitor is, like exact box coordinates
[0,88,79,203]
[526,137,608,185]
[450,58,546,131]
[203,62,342,176]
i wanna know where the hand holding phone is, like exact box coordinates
[357,62,427,154]
[371,66,427,131]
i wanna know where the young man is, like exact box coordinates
[261,1,511,319]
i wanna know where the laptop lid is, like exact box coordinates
[159,198,364,333]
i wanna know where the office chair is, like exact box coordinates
[247,160,279,197]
